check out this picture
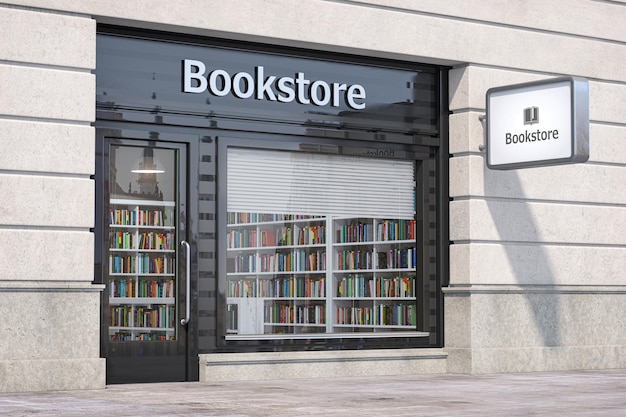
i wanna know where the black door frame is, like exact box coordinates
[94,124,200,383]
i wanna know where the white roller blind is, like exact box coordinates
[227,147,415,218]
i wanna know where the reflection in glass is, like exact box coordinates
[226,148,420,338]
[107,144,179,342]
[110,145,175,201]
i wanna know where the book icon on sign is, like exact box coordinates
[523,106,539,125]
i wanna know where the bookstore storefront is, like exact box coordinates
[3,0,625,394]
[94,28,448,383]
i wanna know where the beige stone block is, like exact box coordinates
[449,111,485,155]
[449,66,540,111]
[199,349,447,382]
[0,289,102,360]
[447,114,624,171]
[449,67,470,112]
[0,65,94,122]
[0,229,93,281]
[448,243,471,286]
[449,156,473,198]
[443,291,472,347]
[468,345,626,374]
[450,243,626,287]
[357,0,626,43]
[449,67,626,125]
[10,1,626,81]
[445,287,626,373]
[448,116,625,167]
[449,199,470,241]
[450,155,626,205]
[450,199,626,245]
[0,358,105,392]
[469,292,568,349]
[13,0,626,45]
[0,6,95,69]
[589,82,626,125]
[590,124,626,164]
[444,348,473,374]
[0,174,93,227]
[557,293,626,346]
[461,291,626,349]
[0,120,94,175]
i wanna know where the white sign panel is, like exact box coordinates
[486,77,589,170]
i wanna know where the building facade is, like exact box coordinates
[0,0,624,392]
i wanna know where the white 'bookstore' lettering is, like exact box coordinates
[182,59,366,110]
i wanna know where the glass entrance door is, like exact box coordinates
[101,139,191,383]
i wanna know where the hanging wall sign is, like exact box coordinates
[486,77,589,170]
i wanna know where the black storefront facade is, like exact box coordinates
[94,27,449,383]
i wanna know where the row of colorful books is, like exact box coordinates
[109,207,171,227]
[227,277,326,298]
[109,331,173,341]
[264,304,326,325]
[258,250,327,273]
[334,219,417,243]
[110,231,174,250]
[336,274,415,298]
[109,254,175,274]
[337,248,417,270]
[335,304,416,326]
[227,224,327,249]
[232,251,327,273]
[227,212,323,224]
[110,305,175,328]
[109,278,175,298]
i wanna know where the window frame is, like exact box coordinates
[216,136,443,350]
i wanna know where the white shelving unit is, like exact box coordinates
[331,217,417,333]
[107,198,177,342]
[226,215,328,335]
[226,213,418,336]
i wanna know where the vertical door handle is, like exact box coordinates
[180,240,191,326]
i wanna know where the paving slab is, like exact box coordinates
[1,369,625,416]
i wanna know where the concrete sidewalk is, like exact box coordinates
[1,369,625,416]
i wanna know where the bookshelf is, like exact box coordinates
[332,217,417,332]
[226,213,417,336]
[107,198,177,341]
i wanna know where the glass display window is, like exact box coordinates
[222,144,431,340]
